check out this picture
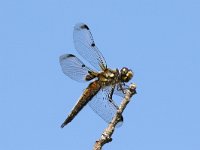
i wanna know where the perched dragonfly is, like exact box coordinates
[60,23,133,128]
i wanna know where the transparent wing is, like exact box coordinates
[73,23,107,71]
[59,54,93,82]
[88,86,123,126]
[114,83,129,98]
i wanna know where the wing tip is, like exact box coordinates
[59,54,75,62]
[74,23,89,30]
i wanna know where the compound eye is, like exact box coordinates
[120,67,133,82]
[127,70,133,79]
[121,67,128,75]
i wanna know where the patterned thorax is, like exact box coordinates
[98,68,119,86]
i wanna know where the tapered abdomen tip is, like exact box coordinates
[61,123,65,128]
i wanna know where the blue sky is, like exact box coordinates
[0,0,200,149]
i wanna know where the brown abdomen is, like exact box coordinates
[61,81,101,128]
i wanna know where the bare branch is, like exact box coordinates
[93,83,137,150]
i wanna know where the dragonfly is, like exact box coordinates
[59,23,133,128]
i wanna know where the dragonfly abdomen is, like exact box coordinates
[61,81,101,128]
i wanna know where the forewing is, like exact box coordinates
[73,23,107,71]
[114,83,129,98]
[88,86,123,126]
[59,54,93,82]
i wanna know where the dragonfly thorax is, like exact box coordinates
[97,68,119,86]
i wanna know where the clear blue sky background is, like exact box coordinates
[0,0,200,149]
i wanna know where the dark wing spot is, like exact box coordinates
[80,24,89,30]
[82,64,85,67]
[66,54,75,58]
[60,54,75,61]
[91,43,95,47]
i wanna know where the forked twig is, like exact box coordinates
[93,83,137,150]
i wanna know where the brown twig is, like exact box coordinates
[93,83,137,150]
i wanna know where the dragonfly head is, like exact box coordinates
[120,67,133,82]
